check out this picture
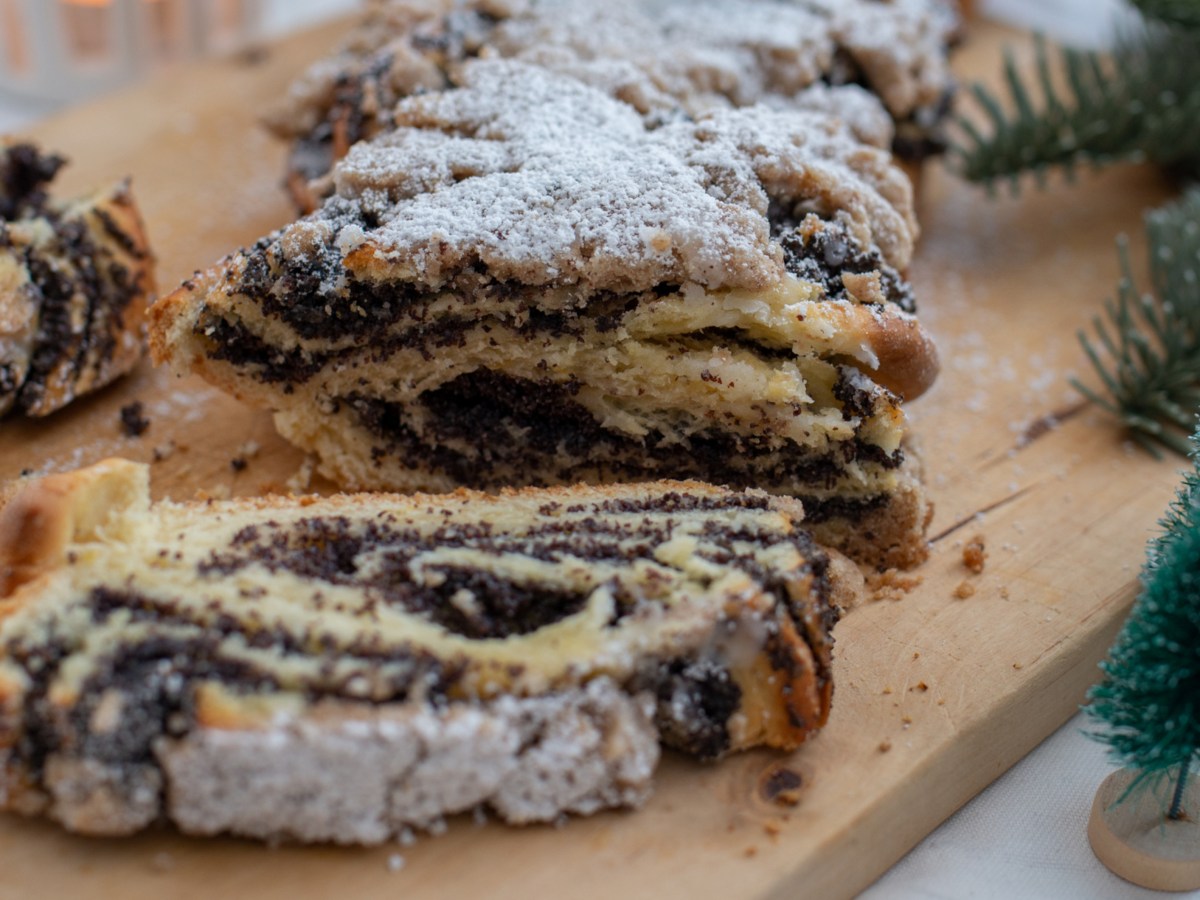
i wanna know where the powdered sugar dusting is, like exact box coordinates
[331,59,916,292]
[270,0,958,148]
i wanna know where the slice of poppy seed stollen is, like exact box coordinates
[0,459,859,844]
[151,60,939,571]
[0,142,155,418]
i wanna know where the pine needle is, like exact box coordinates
[954,28,1200,190]
[1073,189,1200,456]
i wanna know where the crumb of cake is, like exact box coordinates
[195,484,232,501]
[764,820,782,838]
[152,440,177,462]
[759,766,804,806]
[913,681,929,692]
[866,568,924,602]
[882,686,894,695]
[912,652,920,660]
[878,739,892,753]
[963,535,987,573]
[999,586,1011,599]
[901,715,913,726]
[230,456,248,473]
[119,402,150,438]
[237,439,261,459]
[953,580,976,600]
[744,847,758,859]
[286,455,316,493]
[937,698,946,706]
[1013,662,1024,670]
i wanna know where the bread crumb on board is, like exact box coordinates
[953,580,976,600]
[287,455,316,493]
[867,568,924,603]
[119,401,150,438]
[152,440,178,462]
[962,534,987,573]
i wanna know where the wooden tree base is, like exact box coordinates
[1088,769,1200,892]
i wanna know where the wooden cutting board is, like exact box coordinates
[0,17,1184,899]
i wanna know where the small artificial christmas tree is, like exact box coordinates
[1085,423,1200,888]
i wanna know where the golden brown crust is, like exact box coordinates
[860,307,941,402]
[0,459,148,601]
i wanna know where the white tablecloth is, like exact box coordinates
[2,2,1196,897]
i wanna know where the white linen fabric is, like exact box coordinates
[866,711,1200,898]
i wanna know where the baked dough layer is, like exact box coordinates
[154,61,937,569]
[0,460,854,841]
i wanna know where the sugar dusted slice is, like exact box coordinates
[0,459,852,842]
[0,143,154,417]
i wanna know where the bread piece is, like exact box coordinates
[0,142,155,418]
[0,459,852,842]
[266,0,963,210]
[154,61,938,570]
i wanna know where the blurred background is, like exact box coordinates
[0,0,358,129]
[0,0,1134,134]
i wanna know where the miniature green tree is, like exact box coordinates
[1087,424,1200,818]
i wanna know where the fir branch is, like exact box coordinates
[1087,425,1200,813]
[1073,188,1200,456]
[1131,0,1200,31]
[953,28,1200,190]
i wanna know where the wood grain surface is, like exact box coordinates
[0,16,1184,900]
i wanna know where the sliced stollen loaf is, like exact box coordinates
[0,142,155,418]
[152,60,939,571]
[266,0,962,210]
[0,459,857,843]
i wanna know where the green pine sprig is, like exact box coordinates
[1087,424,1200,817]
[1072,188,1200,457]
[954,27,1200,191]
[1132,0,1200,30]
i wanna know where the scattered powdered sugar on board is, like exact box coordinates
[329,58,916,294]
